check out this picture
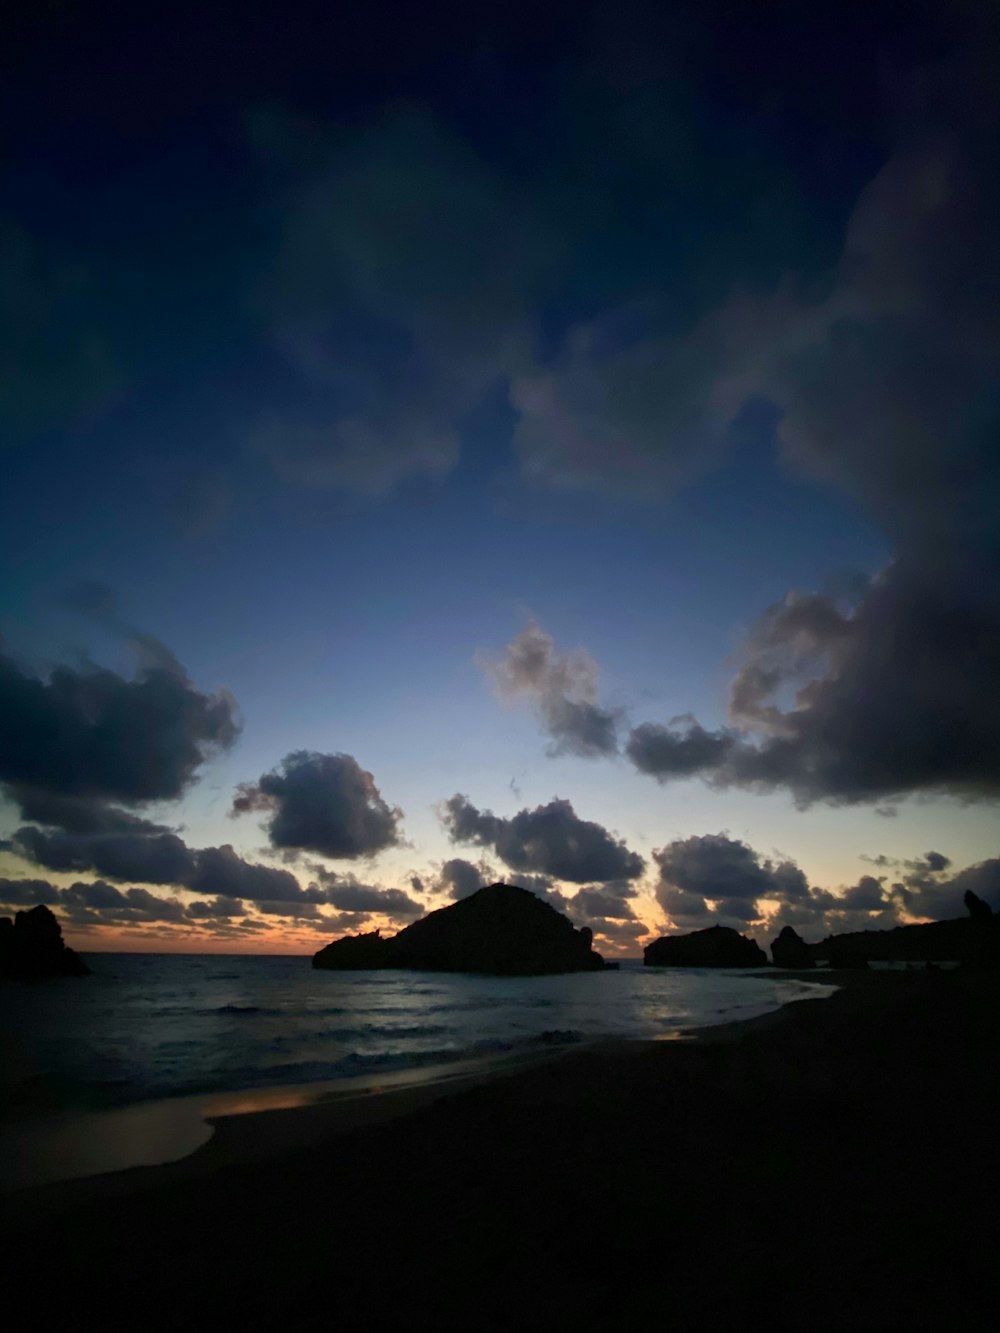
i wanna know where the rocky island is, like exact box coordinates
[772,891,1000,968]
[644,923,767,968]
[0,904,91,981]
[313,882,607,975]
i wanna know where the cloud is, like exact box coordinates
[482,622,621,758]
[255,900,323,919]
[653,832,857,935]
[440,793,644,884]
[435,857,489,901]
[309,868,424,921]
[186,897,245,919]
[185,844,307,902]
[507,58,1000,810]
[889,851,1000,921]
[12,826,311,905]
[839,875,887,911]
[232,751,403,859]
[13,827,196,884]
[650,832,1000,942]
[570,887,637,921]
[0,639,239,826]
[6,789,169,836]
[626,717,736,780]
[0,878,59,907]
[625,565,1000,805]
[587,918,649,945]
[44,880,188,925]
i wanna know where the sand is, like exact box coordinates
[3,969,998,1329]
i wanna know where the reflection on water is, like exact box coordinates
[1,955,837,1123]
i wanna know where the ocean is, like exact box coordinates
[1,952,835,1117]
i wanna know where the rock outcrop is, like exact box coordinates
[778,893,1000,969]
[313,883,607,975]
[644,924,767,968]
[771,925,814,968]
[0,905,91,981]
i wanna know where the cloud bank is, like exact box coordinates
[440,794,644,884]
[232,751,404,858]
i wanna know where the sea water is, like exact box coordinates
[1,953,835,1117]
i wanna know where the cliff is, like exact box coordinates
[644,924,767,968]
[313,883,607,975]
[816,913,999,969]
[0,904,91,981]
[777,892,1000,968]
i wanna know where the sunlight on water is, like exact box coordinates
[1,955,836,1119]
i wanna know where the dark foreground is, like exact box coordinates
[4,971,998,1330]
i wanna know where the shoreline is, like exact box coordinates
[4,967,998,1327]
[2,970,838,1203]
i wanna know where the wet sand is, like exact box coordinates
[3,969,997,1329]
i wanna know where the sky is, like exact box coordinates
[1,0,998,955]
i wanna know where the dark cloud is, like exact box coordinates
[232,751,403,859]
[441,794,644,884]
[652,833,882,936]
[570,887,637,921]
[840,876,887,911]
[482,623,621,758]
[587,918,649,944]
[12,826,311,905]
[626,717,736,780]
[0,641,239,824]
[436,857,488,901]
[924,851,952,873]
[890,852,1000,921]
[654,834,777,906]
[60,879,132,910]
[312,872,424,921]
[4,789,169,836]
[255,900,323,919]
[947,859,1000,914]
[186,897,245,919]
[0,874,341,931]
[0,878,59,906]
[624,565,1000,805]
[53,880,188,925]
[185,844,306,902]
[14,826,195,884]
[651,833,1000,943]
[506,54,1000,810]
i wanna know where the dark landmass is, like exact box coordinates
[770,925,815,968]
[4,970,999,1330]
[0,905,90,982]
[644,923,767,967]
[776,891,1000,968]
[313,883,607,975]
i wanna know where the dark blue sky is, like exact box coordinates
[2,0,997,951]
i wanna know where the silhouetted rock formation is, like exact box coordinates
[771,925,814,968]
[820,914,999,968]
[644,924,767,968]
[964,890,993,924]
[313,883,607,975]
[0,905,91,981]
[794,894,1000,969]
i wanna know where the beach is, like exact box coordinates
[4,969,998,1329]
